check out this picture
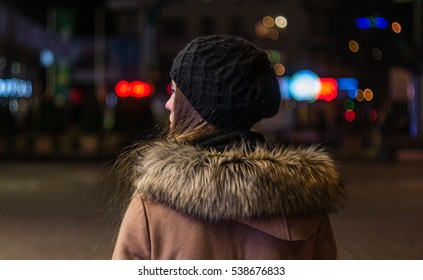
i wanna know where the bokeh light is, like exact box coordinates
[364,88,373,101]
[373,16,388,28]
[338,78,359,99]
[349,40,359,52]
[356,89,364,101]
[275,16,287,28]
[106,92,118,107]
[369,109,378,122]
[278,77,290,100]
[267,50,281,63]
[257,16,285,40]
[356,16,388,29]
[166,82,173,95]
[8,98,19,114]
[11,62,21,74]
[115,80,153,98]
[115,80,130,97]
[372,48,382,60]
[317,78,338,102]
[344,99,355,110]
[267,28,279,40]
[103,114,115,130]
[255,22,268,38]
[132,81,152,98]
[392,22,402,33]
[263,16,274,27]
[69,88,83,105]
[0,78,32,98]
[40,48,55,67]
[289,70,321,102]
[273,63,285,76]
[344,109,356,122]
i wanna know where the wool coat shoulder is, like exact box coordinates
[112,140,346,260]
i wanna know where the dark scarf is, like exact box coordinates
[191,130,266,152]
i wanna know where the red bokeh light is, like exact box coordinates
[115,80,153,98]
[369,109,377,122]
[317,78,338,102]
[344,109,356,122]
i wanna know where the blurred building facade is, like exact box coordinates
[105,0,423,157]
[1,0,422,160]
[0,3,71,157]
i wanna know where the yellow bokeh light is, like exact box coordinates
[392,22,402,33]
[263,16,274,28]
[275,16,287,28]
[349,40,359,52]
[356,89,364,101]
[364,88,373,101]
[273,63,285,76]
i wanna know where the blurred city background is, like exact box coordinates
[0,0,422,160]
[1,0,423,260]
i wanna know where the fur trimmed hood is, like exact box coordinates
[132,140,345,222]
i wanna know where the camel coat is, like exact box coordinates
[112,138,345,260]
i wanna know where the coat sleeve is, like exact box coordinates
[313,213,337,259]
[112,194,151,260]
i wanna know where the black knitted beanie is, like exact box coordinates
[170,35,281,130]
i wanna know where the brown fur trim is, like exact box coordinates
[132,140,346,221]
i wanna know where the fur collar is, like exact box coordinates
[132,140,345,222]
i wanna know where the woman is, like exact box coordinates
[112,35,346,259]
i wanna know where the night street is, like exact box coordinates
[1,158,422,260]
[0,161,120,259]
[1,0,423,267]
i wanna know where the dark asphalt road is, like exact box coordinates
[1,159,422,259]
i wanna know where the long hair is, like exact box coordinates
[167,87,217,142]
[111,86,217,205]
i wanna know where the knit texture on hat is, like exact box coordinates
[170,35,281,130]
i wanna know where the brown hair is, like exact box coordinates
[167,87,217,142]
[111,86,217,205]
